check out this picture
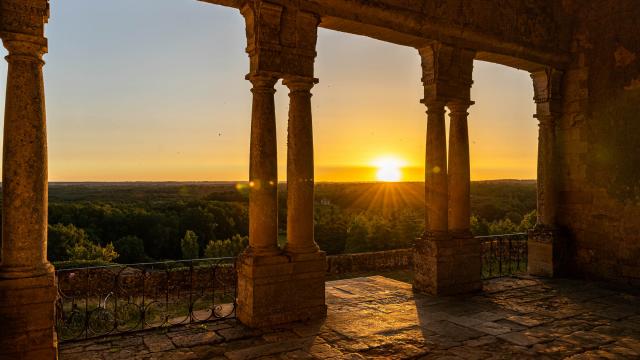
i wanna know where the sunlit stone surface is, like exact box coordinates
[60,276,640,359]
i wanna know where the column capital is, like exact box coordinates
[447,100,475,115]
[531,67,563,118]
[246,73,278,93]
[421,99,447,115]
[282,76,317,92]
[1,32,47,64]
[536,114,556,127]
[531,68,563,104]
[419,42,475,103]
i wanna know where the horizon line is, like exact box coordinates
[41,179,537,184]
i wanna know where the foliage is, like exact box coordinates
[48,200,248,261]
[181,230,199,260]
[471,210,537,236]
[48,223,89,261]
[314,205,349,254]
[40,181,537,261]
[48,223,118,262]
[67,241,118,263]
[113,235,146,263]
[204,234,248,258]
[52,259,114,270]
[320,207,422,254]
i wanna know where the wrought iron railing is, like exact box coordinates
[479,233,528,279]
[55,257,236,343]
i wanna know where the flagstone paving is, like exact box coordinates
[59,275,640,359]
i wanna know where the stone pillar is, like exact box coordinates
[414,100,450,295]
[0,34,58,359]
[236,3,326,327]
[448,100,473,235]
[446,99,481,294]
[237,73,327,328]
[283,76,319,255]
[425,101,449,233]
[247,74,280,257]
[528,68,564,277]
[447,101,473,237]
[414,43,480,296]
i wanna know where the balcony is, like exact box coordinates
[59,275,640,359]
[56,235,639,359]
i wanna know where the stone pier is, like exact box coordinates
[0,1,58,358]
[414,43,481,296]
[235,2,326,328]
[528,68,564,277]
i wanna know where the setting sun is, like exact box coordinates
[373,156,406,182]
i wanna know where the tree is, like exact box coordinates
[48,223,89,261]
[367,216,393,252]
[114,235,146,263]
[48,223,118,263]
[314,206,348,254]
[470,215,489,236]
[344,215,370,253]
[391,211,423,249]
[518,210,537,232]
[181,230,199,260]
[204,234,248,258]
[66,241,118,263]
[488,218,519,235]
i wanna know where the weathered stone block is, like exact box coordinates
[413,233,482,296]
[528,227,566,277]
[0,271,58,360]
[236,252,327,328]
[326,249,412,275]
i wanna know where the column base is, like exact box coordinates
[528,226,563,277]
[0,270,58,360]
[236,251,327,328]
[413,232,482,296]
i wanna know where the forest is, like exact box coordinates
[27,180,536,268]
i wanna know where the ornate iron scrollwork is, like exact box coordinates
[479,233,528,279]
[55,257,237,342]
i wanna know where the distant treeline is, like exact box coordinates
[5,181,537,267]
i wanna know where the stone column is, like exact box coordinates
[535,115,558,228]
[414,43,479,296]
[237,3,326,328]
[247,74,281,257]
[528,68,564,277]
[283,76,319,254]
[414,99,449,295]
[448,101,473,235]
[0,34,58,359]
[425,101,448,233]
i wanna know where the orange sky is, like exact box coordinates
[0,0,538,182]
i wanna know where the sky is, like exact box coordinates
[0,0,538,182]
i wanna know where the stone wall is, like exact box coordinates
[326,249,413,275]
[558,0,640,286]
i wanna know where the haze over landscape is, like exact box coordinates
[0,0,537,182]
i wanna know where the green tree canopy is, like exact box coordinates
[48,223,118,263]
[114,235,146,264]
[204,234,248,258]
[181,230,199,260]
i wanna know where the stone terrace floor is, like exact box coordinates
[59,276,640,360]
